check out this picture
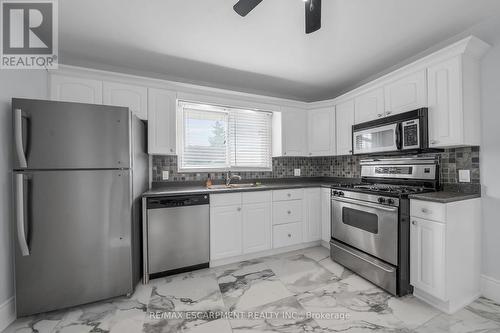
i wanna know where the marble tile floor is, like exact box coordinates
[5,246,500,333]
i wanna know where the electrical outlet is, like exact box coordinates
[458,169,470,183]
[294,169,301,177]
[162,170,169,180]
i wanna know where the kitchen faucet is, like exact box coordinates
[225,171,242,186]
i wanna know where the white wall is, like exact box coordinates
[0,71,47,330]
[479,28,500,301]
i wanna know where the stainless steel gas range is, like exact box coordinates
[330,157,439,296]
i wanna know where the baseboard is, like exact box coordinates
[413,288,480,314]
[320,240,330,249]
[0,297,15,332]
[210,241,321,267]
[481,274,500,304]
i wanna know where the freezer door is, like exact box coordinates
[13,170,133,316]
[12,98,131,169]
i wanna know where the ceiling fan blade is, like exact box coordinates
[233,0,263,17]
[305,0,321,34]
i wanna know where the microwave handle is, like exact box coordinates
[395,123,402,150]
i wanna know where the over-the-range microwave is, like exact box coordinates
[352,108,429,155]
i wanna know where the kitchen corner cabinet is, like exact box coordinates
[303,188,321,242]
[103,81,148,120]
[335,100,355,156]
[410,198,481,314]
[354,88,385,124]
[147,88,177,155]
[308,107,336,156]
[50,74,103,104]
[282,107,308,156]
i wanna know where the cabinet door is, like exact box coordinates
[103,81,148,120]
[354,88,385,124]
[427,57,462,148]
[242,202,272,254]
[336,100,355,155]
[410,217,446,300]
[50,74,102,104]
[210,205,242,260]
[321,188,331,243]
[384,70,427,115]
[282,107,308,156]
[148,88,177,155]
[308,107,336,156]
[304,188,321,242]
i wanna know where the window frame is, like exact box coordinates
[176,100,273,173]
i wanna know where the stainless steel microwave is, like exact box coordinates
[352,108,429,155]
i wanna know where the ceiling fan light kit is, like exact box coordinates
[233,0,322,34]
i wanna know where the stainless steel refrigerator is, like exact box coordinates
[11,98,148,316]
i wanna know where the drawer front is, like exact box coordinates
[273,222,303,248]
[242,191,271,204]
[210,193,242,207]
[410,199,446,223]
[273,189,303,201]
[273,200,303,225]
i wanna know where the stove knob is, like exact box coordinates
[339,191,344,197]
[378,197,386,204]
[387,198,395,205]
[332,191,338,196]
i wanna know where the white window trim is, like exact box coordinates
[176,100,273,173]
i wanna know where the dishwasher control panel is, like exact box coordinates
[147,194,209,209]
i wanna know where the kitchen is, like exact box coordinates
[1,1,500,332]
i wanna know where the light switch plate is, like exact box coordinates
[162,170,169,180]
[294,169,301,177]
[458,169,470,183]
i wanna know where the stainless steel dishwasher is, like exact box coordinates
[143,194,209,283]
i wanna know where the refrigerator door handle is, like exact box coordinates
[15,174,30,256]
[14,108,27,168]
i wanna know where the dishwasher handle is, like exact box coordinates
[147,194,209,209]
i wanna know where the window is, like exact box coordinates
[177,101,273,172]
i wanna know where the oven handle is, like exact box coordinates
[332,242,395,273]
[331,196,398,212]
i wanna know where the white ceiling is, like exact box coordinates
[59,0,500,101]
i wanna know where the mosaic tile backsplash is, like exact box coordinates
[152,146,480,191]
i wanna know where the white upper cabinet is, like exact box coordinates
[308,107,336,156]
[103,81,148,120]
[354,88,384,124]
[336,100,355,155]
[384,70,427,115]
[147,88,177,155]
[50,74,102,104]
[282,107,308,156]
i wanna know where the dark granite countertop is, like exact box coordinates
[143,177,359,198]
[408,191,481,203]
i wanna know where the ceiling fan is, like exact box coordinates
[233,0,322,34]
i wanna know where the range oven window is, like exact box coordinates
[342,207,379,234]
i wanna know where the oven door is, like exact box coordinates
[353,123,400,154]
[331,196,398,265]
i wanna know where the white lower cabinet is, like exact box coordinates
[304,188,321,242]
[242,199,272,254]
[410,198,481,314]
[210,205,243,260]
[320,188,331,243]
[410,216,446,300]
[273,222,303,248]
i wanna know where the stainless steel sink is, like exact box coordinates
[207,183,260,190]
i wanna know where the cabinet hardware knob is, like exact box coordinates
[170,148,173,152]
[377,113,383,117]
[386,111,392,115]
[349,150,353,153]
[287,210,291,214]
[287,193,291,197]
[430,140,438,145]
[412,221,417,225]
[421,208,429,213]
[288,233,292,238]
[237,207,241,211]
